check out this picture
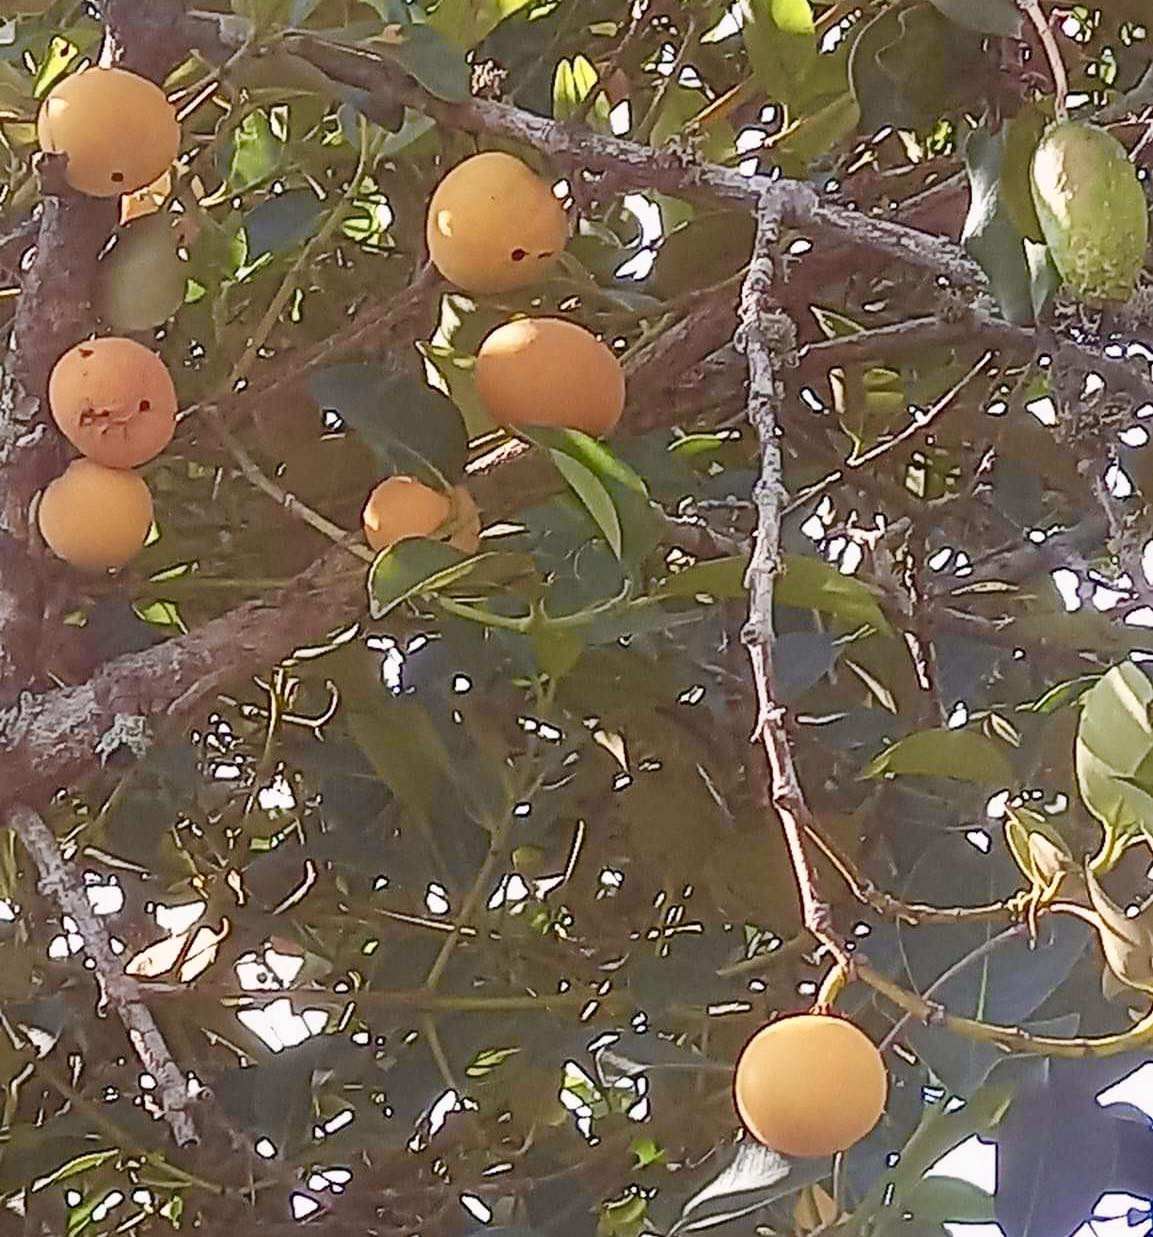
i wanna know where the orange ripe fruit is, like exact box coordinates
[49,337,177,469]
[734,1015,887,1158]
[363,477,481,554]
[38,459,153,571]
[37,67,179,198]
[426,152,568,294]
[474,317,625,436]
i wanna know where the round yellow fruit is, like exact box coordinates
[37,67,179,198]
[475,317,625,436]
[37,459,153,571]
[734,1015,887,1158]
[426,151,568,294]
[363,476,480,554]
[49,337,177,469]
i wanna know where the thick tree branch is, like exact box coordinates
[283,35,983,289]
[8,803,198,1144]
[0,549,361,810]
[739,187,851,969]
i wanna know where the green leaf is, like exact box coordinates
[428,0,536,48]
[740,0,816,109]
[244,188,322,257]
[902,1176,996,1225]
[775,554,891,633]
[771,92,861,177]
[654,553,890,633]
[553,55,605,123]
[926,0,1021,36]
[961,125,1035,326]
[1076,662,1153,846]
[368,539,492,619]
[863,728,1015,785]
[309,363,468,484]
[529,618,586,681]
[550,450,624,558]
[380,22,471,102]
[228,109,283,192]
[529,427,648,496]
[848,3,979,134]
[656,555,746,600]
[347,694,457,819]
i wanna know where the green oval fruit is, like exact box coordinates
[1030,120,1148,303]
[96,213,187,331]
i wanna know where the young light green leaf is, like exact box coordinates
[428,0,536,49]
[553,55,604,122]
[1076,662,1153,848]
[740,0,816,108]
[550,449,624,558]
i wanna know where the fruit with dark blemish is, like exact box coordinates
[426,152,568,294]
[37,67,179,199]
[49,337,177,469]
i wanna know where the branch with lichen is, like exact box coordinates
[8,803,198,1145]
[738,186,852,972]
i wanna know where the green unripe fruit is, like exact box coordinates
[1030,121,1148,304]
[96,213,186,331]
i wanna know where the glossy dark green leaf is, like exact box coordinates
[244,188,322,256]
[382,21,471,101]
[848,3,979,133]
[309,363,469,483]
[368,538,485,619]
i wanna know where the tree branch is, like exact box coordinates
[739,187,851,969]
[282,35,983,288]
[8,803,198,1144]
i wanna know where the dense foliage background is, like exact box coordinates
[7,0,1153,1234]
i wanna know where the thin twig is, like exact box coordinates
[845,350,995,468]
[8,803,198,1145]
[1019,0,1068,119]
[858,960,1153,1058]
[878,924,1027,1052]
[738,186,851,971]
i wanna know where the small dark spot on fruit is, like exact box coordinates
[138,400,151,412]
[511,248,528,261]
[79,348,94,358]
[538,251,553,259]
[110,171,124,184]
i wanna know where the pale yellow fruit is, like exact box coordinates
[38,459,153,571]
[49,337,177,469]
[734,1015,887,1158]
[363,477,480,554]
[475,317,625,436]
[37,68,179,198]
[97,213,187,331]
[426,152,568,294]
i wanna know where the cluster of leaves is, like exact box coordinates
[5,1,1153,1235]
